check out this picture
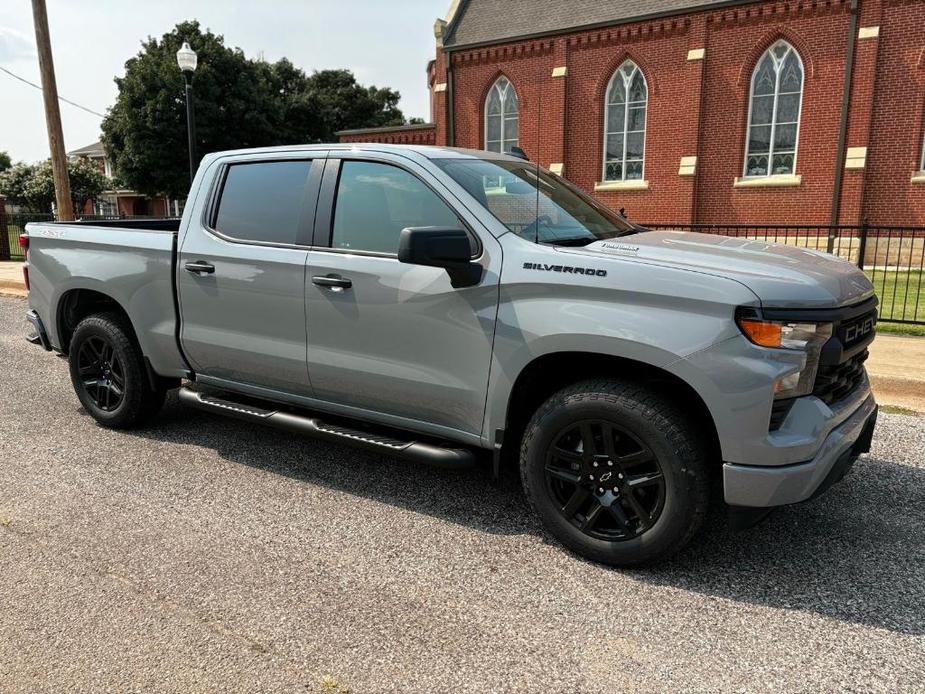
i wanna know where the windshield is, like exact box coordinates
[433,157,637,245]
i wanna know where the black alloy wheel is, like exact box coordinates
[68,312,167,429]
[520,379,710,566]
[544,419,666,541]
[76,335,126,412]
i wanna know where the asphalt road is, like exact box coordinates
[1,294,923,693]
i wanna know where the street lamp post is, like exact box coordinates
[176,41,198,184]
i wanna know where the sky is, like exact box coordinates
[0,0,449,163]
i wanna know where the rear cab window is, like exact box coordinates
[212,160,313,245]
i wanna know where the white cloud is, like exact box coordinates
[0,25,35,63]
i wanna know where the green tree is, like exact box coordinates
[0,151,11,173]
[102,21,406,198]
[102,21,270,198]
[298,69,404,142]
[0,162,35,208]
[0,158,107,213]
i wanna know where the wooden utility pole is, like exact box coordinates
[31,0,74,220]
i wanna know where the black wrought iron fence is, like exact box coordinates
[640,223,925,325]
[2,213,55,261]
[3,212,923,325]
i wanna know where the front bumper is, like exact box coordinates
[723,393,877,508]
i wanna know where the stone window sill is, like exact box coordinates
[594,180,650,192]
[911,172,925,184]
[733,174,802,189]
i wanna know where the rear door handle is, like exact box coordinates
[185,261,215,275]
[312,274,352,290]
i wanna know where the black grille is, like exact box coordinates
[837,310,877,351]
[813,349,869,405]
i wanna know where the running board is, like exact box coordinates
[177,387,476,470]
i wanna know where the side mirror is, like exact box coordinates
[398,227,483,288]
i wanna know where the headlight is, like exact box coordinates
[737,315,833,399]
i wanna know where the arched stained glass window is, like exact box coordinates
[484,77,519,153]
[603,60,648,181]
[744,40,804,177]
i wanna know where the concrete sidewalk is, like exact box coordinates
[0,261,26,298]
[0,260,921,411]
[867,334,925,413]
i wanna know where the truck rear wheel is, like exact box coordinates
[520,379,710,567]
[68,312,166,429]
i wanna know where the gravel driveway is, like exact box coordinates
[1,295,923,693]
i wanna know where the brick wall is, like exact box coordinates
[562,20,698,223]
[861,0,925,225]
[431,0,925,227]
[337,124,437,146]
[695,4,850,224]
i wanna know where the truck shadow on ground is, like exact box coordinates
[129,396,924,637]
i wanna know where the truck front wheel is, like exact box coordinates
[68,312,166,429]
[520,379,710,567]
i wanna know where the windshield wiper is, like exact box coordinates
[617,224,649,237]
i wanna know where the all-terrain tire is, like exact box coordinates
[68,312,166,429]
[520,379,710,567]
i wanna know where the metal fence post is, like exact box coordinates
[826,227,837,254]
[0,196,10,261]
[856,220,869,270]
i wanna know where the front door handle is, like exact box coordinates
[312,274,352,290]
[185,260,215,275]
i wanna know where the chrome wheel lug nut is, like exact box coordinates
[598,487,604,494]
[592,462,598,467]
[607,461,613,467]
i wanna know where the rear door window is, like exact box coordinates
[213,160,313,245]
[330,161,461,254]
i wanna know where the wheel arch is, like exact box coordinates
[57,287,180,391]
[499,351,721,467]
[57,287,135,355]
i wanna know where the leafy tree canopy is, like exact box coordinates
[102,21,406,198]
[0,158,108,213]
[0,151,11,173]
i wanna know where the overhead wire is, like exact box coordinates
[0,65,106,118]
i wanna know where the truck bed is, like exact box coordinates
[24,218,187,379]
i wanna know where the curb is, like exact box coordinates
[870,376,924,415]
[0,279,26,298]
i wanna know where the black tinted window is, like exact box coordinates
[331,161,460,254]
[214,161,312,244]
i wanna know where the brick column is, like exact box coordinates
[541,38,569,176]
[0,195,10,261]
[837,0,883,224]
[685,16,708,225]
[435,48,451,146]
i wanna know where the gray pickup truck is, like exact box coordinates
[23,144,878,566]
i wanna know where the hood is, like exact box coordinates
[565,231,875,309]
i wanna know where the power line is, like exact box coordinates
[0,65,106,118]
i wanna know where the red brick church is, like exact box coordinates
[337,0,925,227]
